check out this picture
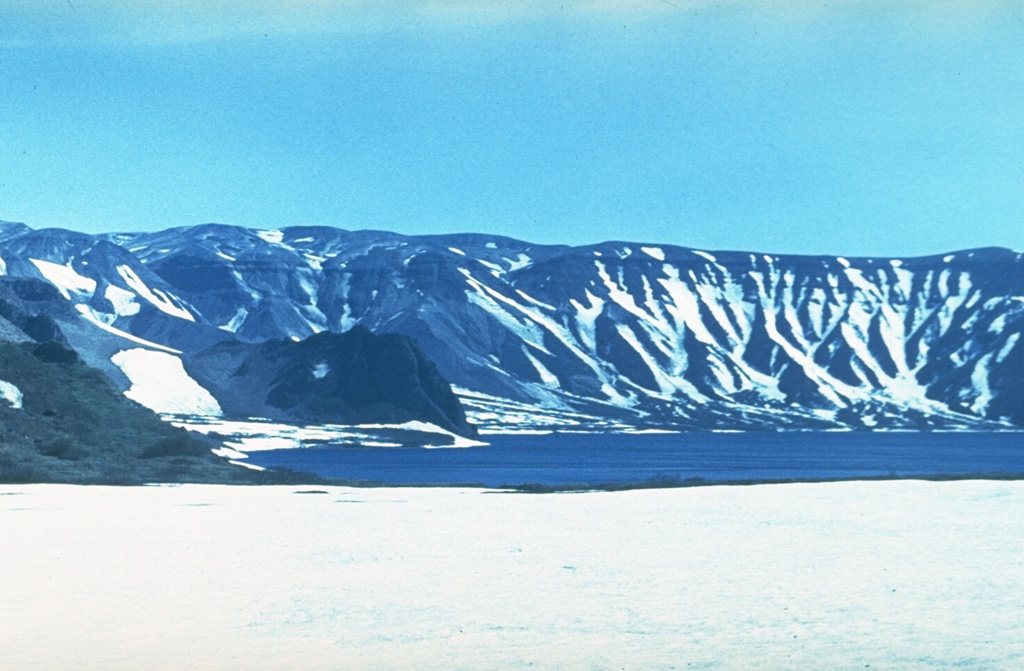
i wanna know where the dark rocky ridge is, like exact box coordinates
[186,326,476,437]
[0,277,74,345]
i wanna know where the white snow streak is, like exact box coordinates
[117,265,195,321]
[476,258,504,276]
[596,261,661,328]
[75,305,182,353]
[221,306,248,332]
[514,289,555,311]
[613,323,677,397]
[522,345,559,386]
[996,333,1019,364]
[970,353,994,414]
[657,265,715,345]
[570,290,604,351]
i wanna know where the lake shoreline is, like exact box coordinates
[6,470,1024,492]
[243,430,1024,489]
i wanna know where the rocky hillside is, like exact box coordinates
[0,335,252,484]
[185,327,475,436]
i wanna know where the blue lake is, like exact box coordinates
[245,431,1024,489]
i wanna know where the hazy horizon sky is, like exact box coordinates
[1,1,1021,256]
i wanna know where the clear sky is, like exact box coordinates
[1,0,1021,256]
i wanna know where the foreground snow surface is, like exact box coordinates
[2,481,1023,670]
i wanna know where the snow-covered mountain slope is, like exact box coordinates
[0,228,228,347]
[4,222,1023,430]
[0,228,234,399]
[0,336,248,485]
[0,227,480,437]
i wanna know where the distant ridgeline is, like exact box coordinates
[0,220,1022,436]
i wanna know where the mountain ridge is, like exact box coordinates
[2,221,1021,432]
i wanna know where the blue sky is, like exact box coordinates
[1,0,1021,256]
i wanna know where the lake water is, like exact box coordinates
[244,431,1024,488]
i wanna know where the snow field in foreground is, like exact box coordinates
[2,481,1023,671]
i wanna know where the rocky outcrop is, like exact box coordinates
[186,327,476,437]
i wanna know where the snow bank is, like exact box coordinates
[175,417,486,450]
[111,348,222,416]
[2,480,1022,670]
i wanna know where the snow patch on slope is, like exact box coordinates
[0,380,23,409]
[255,229,284,245]
[104,284,141,317]
[505,253,532,271]
[112,348,222,416]
[30,259,96,299]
